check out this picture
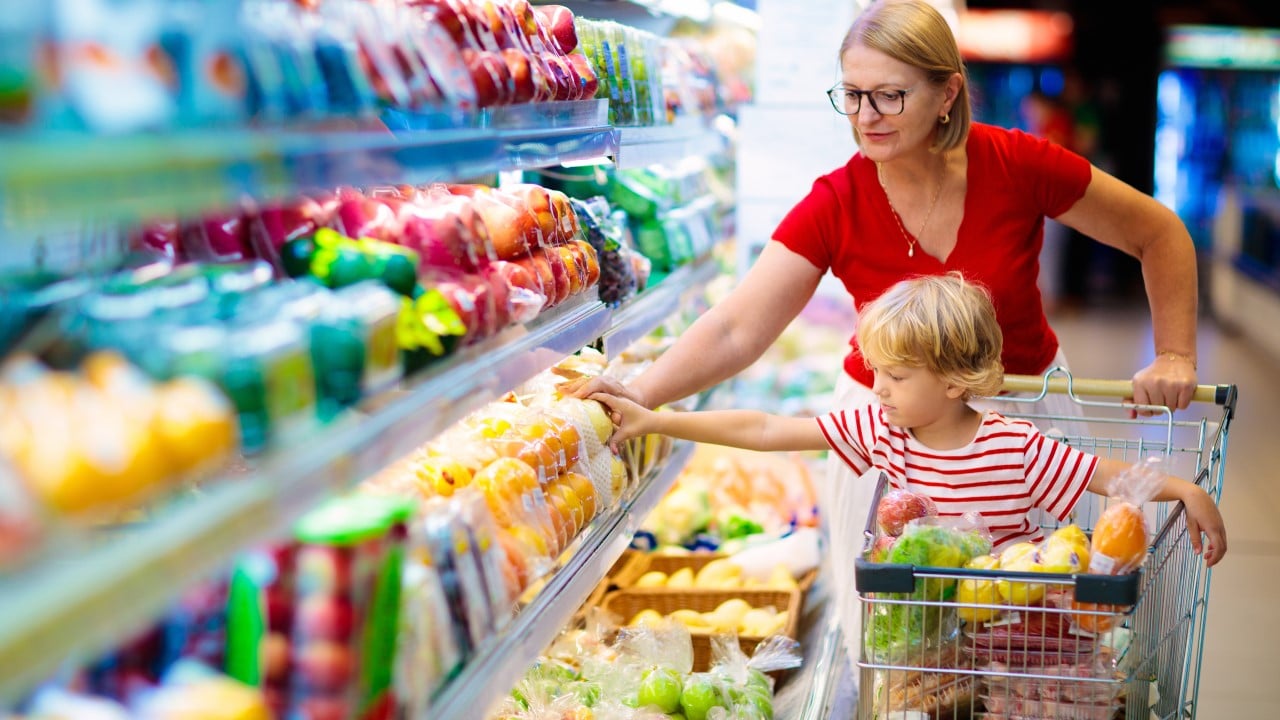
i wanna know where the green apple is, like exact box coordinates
[680,675,726,720]
[638,667,683,713]
[739,687,774,720]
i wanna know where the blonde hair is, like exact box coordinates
[856,273,1004,398]
[839,0,971,152]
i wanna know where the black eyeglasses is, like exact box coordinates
[826,84,914,116]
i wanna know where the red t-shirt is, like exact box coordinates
[772,123,1093,387]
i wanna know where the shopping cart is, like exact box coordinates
[853,367,1236,720]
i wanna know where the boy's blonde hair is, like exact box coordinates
[839,0,971,153]
[856,273,1004,398]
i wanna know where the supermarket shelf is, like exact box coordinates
[600,254,720,359]
[614,119,727,168]
[0,113,617,232]
[0,296,610,703]
[428,439,697,720]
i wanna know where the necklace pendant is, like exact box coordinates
[908,244,915,258]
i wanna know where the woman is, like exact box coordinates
[572,0,1200,673]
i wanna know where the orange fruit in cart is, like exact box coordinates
[1068,598,1121,634]
[1090,502,1148,575]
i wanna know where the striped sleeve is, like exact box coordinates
[816,405,876,476]
[1023,427,1097,521]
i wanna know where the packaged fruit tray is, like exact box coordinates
[599,588,802,673]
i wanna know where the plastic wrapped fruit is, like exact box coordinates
[1089,502,1147,575]
[876,488,938,536]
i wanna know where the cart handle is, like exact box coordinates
[1003,374,1237,411]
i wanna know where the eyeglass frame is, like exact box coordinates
[825,84,917,116]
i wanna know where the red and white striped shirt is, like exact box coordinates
[817,405,1097,551]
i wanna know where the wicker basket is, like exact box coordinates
[604,549,651,589]
[599,588,802,672]
[635,553,820,592]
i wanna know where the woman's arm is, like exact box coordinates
[1088,458,1226,567]
[590,392,829,453]
[1054,166,1199,411]
[570,241,824,408]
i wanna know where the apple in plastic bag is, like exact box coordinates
[462,48,511,107]
[259,198,324,250]
[500,48,536,103]
[133,219,182,259]
[566,52,599,99]
[680,674,726,720]
[198,210,253,260]
[487,260,546,319]
[334,196,397,242]
[637,667,683,714]
[534,5,579,54]
[876,488,938,536]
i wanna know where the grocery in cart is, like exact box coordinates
[854,368,1236,720]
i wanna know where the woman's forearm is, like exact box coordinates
[630,308,761,408]
[1138,215,1199,359]
[630,242,825,408]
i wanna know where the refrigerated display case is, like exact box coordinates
[0,1,744,716]
[1156,24,1280,359]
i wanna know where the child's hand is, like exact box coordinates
[589,392,652,452]
[1181,486,1227,567]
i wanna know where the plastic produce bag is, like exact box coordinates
[1090,456,1167,575]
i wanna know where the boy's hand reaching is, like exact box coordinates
[590,392,655,452]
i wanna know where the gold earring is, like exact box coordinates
[939,112,951,125]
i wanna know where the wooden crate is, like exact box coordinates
[599,588,802,672]
[636,553,819,592]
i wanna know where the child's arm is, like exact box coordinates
[589,392,829,453]
[1088,458,1227,567]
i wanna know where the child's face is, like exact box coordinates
[869,363,965,428]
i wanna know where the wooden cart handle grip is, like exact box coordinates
[1002,375,1231,406]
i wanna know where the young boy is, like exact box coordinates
[592,273,1226,565]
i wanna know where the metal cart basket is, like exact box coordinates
[854,368,1236,720]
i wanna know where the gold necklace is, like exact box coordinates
[876,156,944,258]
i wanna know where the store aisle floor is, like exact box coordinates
[1050,305,1280,717]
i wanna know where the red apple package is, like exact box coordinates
[876,488,938,537]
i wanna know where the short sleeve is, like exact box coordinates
[816,405,877,476]
[771,175,842,272]
[1023,430,1098,521]
[1004,127,1092,218]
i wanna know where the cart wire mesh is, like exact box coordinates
[854,368,1235,720]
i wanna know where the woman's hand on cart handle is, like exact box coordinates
[1002,374,1219,406]
[1130,354,1198,417]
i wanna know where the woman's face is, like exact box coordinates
[838,43,951,162]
